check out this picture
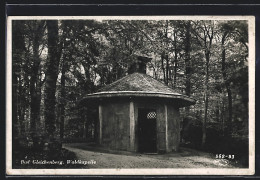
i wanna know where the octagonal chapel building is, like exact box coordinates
[80,56,195,153]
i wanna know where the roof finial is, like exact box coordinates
[128,56,152,74]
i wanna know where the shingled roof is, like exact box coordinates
[83,72,195,107]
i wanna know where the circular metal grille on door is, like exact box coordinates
[147,112,156,119]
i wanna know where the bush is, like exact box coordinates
[180,121,249,167]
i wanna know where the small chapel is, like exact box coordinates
[80,56,195,153]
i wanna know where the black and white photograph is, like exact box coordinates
[6,16,255,175]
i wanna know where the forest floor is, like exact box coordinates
[63,143,242,169]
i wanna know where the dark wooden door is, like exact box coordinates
[138,108,157,153]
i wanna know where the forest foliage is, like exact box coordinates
[12,19,249,154]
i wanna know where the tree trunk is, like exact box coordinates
[173,58,177,88]
[45,20,61,136]
[59,61,66,139]
[222,98,225,136]
[216,99,220,122]
[17,77,27,135]
[161,53,166,83]
[173,31,178,88]
[94,113,98,142]
[30,71,39,134]
[12,73,19,140]
[83,109,87,139]
[12,20,26,149]
[226,86,233,135]
[184,22,192,114]
[30,21,45,136]
[164,21,169,85]
[202,50,210,149]
[221,36,233,136]
[184,22,191,97]
[165,54,169,85]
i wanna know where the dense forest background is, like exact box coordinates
[12,19,249,164]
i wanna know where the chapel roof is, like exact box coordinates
[82,72,195,107]
[98,72,182,93]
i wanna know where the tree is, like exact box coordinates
[184,21,192,109]
[219,22,234,135]
[218,21,248,136]
[12,20,26,143]
[191,20,215,148]
[28,21,46,136]
[44,20,62,136]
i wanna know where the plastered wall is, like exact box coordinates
[99,99,180,153]
[101,101,130,151]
